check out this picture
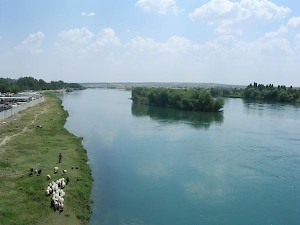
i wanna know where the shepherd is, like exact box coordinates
[58,153,63,163]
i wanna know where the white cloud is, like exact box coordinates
[2,29,298,84]
[189,0,239,21]
[128,35,198,55]
[136,0,180,15]
[287,17,300,28]
[89,28,120,51]
[190,0,290,21]
[128,36,158,51]
[59,27,94,43]
[164,36,196,53]
[189,0,290,36]
[57,27,120,54]
[125,32,298,84]
[81,12,96,17]
[46,24,299,83]
[245,37,293,58]
[262,16,300,40]
[15,31,45,54]
[243,0,290,19]
[215,20,243,35]
[265,25,288,38]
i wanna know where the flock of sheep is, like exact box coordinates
[45,167,68,212]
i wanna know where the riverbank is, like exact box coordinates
[0,93,92,225]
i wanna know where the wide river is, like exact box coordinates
[61,88,300,225]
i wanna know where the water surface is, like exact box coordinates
[62,89,300,225]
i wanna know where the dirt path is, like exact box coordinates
[0,108,47,148]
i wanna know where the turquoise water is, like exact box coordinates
[62,89,300,225]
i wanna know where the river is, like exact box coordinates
[61,88,300,225]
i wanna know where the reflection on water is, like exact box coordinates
[242,99,300,118]
[62,90,300,225]
[131,103,223,129]
[243,99,300,110]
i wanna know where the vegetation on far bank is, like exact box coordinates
[0,76,84,93]
[209,82,300,103]
[0,93,92,225]
[243,83,300,102]
[131,87,224,112]
[131,83,300,113]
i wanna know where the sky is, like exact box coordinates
[0,0,300,85]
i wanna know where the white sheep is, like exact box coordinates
[46,174,51,180]
[58,189,65,197]
[45,188,51,196]
[54,167,59,174]
[58,203,64,211]
[45,177,68,212]
[63,169,67,174]
[61,181,66,189]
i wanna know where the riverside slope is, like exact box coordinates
[0,93,92,225]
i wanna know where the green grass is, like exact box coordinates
[0,93,92,225]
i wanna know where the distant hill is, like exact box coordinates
[80,82,246,89]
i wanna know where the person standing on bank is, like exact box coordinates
[58,153,63,163]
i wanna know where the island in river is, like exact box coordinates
[131,87,224,113]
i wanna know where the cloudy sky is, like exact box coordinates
[0,0,300,85]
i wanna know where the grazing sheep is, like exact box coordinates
[54,167,59,174]
[59,189,65,197]
[58,203,64,212]
[34,169,38,174]
[45,187,52,196]
[28,168,34,176]
[47,174,51,180]
[46,177,68,212]
[63,169,67,174]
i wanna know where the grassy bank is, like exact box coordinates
[0,93,92,225]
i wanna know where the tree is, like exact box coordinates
[0,76,84,93]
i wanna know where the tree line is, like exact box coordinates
[209,82,300,103]
[0,76,84,93]
[243,82,300,102]
[131,87,224,113]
